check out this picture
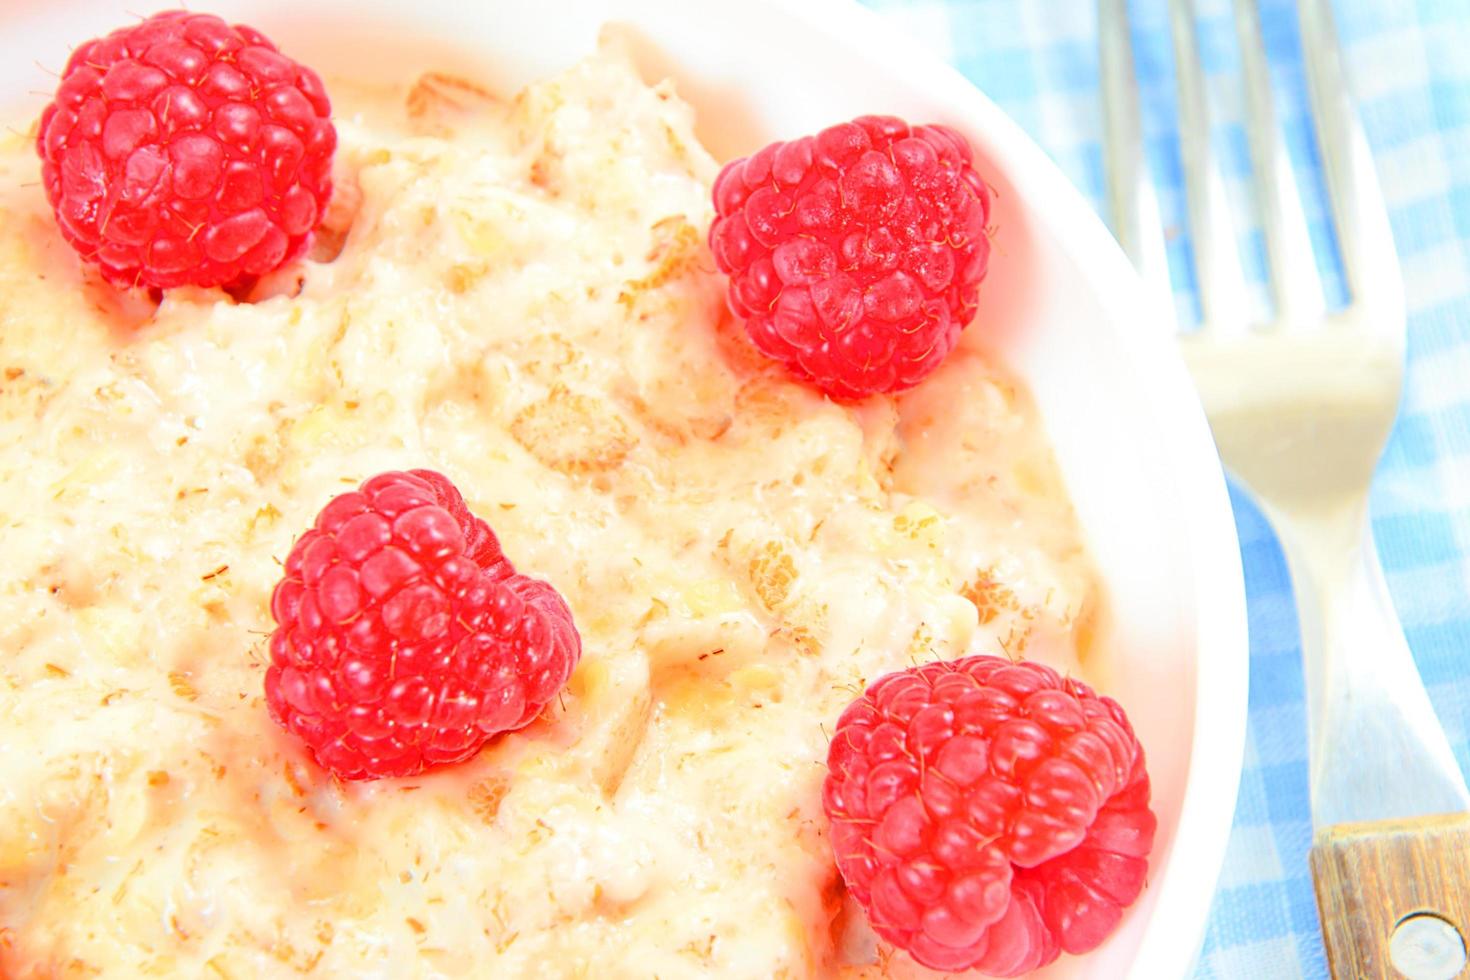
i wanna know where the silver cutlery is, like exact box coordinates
[1100,0,1470,976]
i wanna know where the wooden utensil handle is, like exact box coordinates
[1311,812,1470,979]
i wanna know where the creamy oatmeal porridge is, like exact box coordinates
[0,43,1099,978]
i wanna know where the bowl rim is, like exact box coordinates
[0,0,1250,975]
[779,2,1249,974]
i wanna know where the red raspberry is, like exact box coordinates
[709,116,991,399]
[822,656,1156,975]
[35,10,336,291]
[265,470,582,781]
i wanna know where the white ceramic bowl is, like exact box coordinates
[0,1,1249,976]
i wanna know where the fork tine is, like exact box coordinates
[1297,0,1400,317]
[1168,0,1249,334]
[1234,0,1325,328]
[1099,0,1175,331]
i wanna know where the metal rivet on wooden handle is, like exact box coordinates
[1310,812,1470,979]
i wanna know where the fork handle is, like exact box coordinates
[1275,505,1470,978]
[1311,813,1470,979]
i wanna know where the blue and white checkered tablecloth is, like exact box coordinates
[858,0,1470,976]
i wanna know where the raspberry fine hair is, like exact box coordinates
[265,470,582,781]
[710,115,991,399]
[823,655,1156,974]
[36,10,336,290]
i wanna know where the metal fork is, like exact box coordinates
[1101,1,1470,976]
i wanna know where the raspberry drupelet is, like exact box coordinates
[710,115,991,399]
[823,656,1156,975]
[265,470,582,781]
[36,10,336,290]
